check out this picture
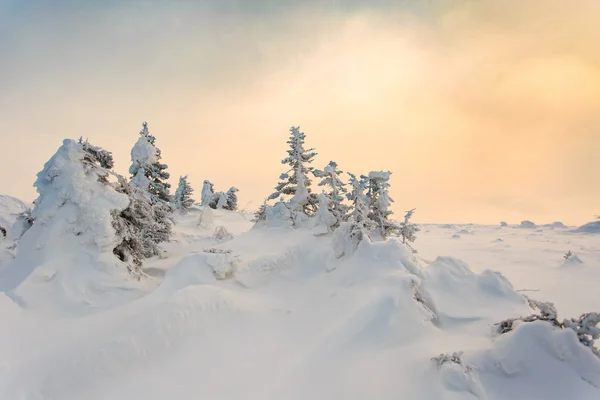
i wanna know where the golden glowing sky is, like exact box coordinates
[1,0,599,224]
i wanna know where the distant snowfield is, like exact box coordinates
[0,207,599,400]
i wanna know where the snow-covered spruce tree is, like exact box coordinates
[251,199,268,223]
[366,171,402,239]
[129,121,172,203]
[332,173,375,258]
[400,208,419,244]
[15,139,134,276]
[313,161,349,227]
[223,187,239,211]
[269,126,318,215]
[201,180,215,207]
[174,175,195,212]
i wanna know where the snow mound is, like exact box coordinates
[544,221,567,228]
[452,234,461,239]
[519,220,536,228]
[562,254,584,266]
[574,221,600,234]
[422,257,528,325]
[469,321,600,396]
[457,229,473,235]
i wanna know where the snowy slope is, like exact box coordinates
[0,208,599,400]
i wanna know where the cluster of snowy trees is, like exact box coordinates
[7,122,238,277]
[255,126,418,256]
[200,180,239,211]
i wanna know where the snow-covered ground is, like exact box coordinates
[0,205,599,400]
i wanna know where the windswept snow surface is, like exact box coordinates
[0,213,599,400]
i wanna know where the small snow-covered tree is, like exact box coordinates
[201,180,215,207]
[269,126,318,215]
[112,176,172,266]
[333,173,375,257]
[252,199,268,223]
[174,175,195,212]
[215,191,228,209]
[400,208,419,244]
[313,161,349,227]
[366,171,401,239]
[223,187,239,211]
[129,122,172,203]
[315,193,336,233]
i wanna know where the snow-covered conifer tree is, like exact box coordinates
[201,180,215,207]
[252,199,268,223]
[366,171,401,239]
[313,161,349,227]
[223,187,239,211]
[332,172,375,257]
[129,122,171,203]
[315,193,336,233]
[269,126,318,215]
[14,139,133,275]
[399,208,419,244]
[173,175,195,212]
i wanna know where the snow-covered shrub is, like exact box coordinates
[431,352,471,371]
[266,201,293,228]
[313,161,349,226]
[562,251,583,266]
[223,187,239,211]
[201,180,215,207]
[196,206,214,229]
[500,221,508,227]
[314,193,336,233]
[494,298,600,357]
[519,220,536,229]
[173,175,195,212]
[129,121,171,203]
[269,126,318,215]
[202,248,239,280]
[213,226,233,241]
[0,225,5,238]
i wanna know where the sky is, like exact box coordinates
[0,0,599,225]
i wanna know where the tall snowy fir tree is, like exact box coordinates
[126,122,173,257]
[313,161,349,227]
[174,175,195,212]
[269,126,318,215]
[366,171,401,239]
[129,122,172,203]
